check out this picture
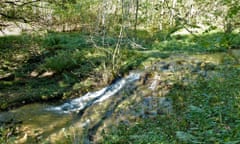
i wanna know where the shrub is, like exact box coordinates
[42,50,84,72]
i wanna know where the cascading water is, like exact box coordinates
[0,53,227,143]
[46,72,140,114]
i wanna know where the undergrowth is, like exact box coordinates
[102,65,240,144]
[0,31,239,143]
[152,32,240,53]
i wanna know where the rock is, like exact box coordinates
[158,97,173,114]
[38,71,55,78]
[144,110,157,117]
[0,73,15,81]
[191,65,201,73]
[143,97,153,109]
[176,60,186,65]
[2,65,9,71]
[140,89,152,96]
[149,78,160,90]
[15,133,28,144]
[140,72,154,85]
[203,62,216,70]
[160,63,170,71]
[30,70,39,77]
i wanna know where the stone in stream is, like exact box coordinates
[148,74,161,90]
[201,62,216,70]
[161,63,170,70]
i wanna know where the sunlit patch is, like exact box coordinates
[38,71,55,78]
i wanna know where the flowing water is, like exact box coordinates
[0,72,141,143]
[0,51,239,143]
[46,73,140,114]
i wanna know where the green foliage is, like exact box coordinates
[0,124,19,144]
[102,117,178,144]
[43,32,91,49]
[42,50,82,72]
[173,70,240,143]
[1,28,240,143]
[102,65,240,143]
[0,34,32,50]
[0,34,42,77]
[152,32,240,53]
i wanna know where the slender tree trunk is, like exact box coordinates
[170,0,177,26]
[134,0,139,40]
[112,0,124,75]
[102,0,107,46]
[159,0,165,30]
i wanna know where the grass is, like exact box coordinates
[0,32,149,111]
[101,61,240,144]
[151,32,240,53]
[0,30,239,143]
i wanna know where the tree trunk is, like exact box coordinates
[134,0,139,40]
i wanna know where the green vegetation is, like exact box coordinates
[102,65,240,144]
[0,32,146,110]
[152,32,240,53]
[0,31,240,143]
[0,0,240,143]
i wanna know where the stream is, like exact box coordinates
[46,73,140,114]
[0,72,141,143]
[0,52,239,143]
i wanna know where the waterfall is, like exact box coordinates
[46,73,140,113]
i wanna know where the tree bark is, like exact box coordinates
[134,0,139,40]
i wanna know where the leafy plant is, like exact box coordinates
[41,50,84,72]
[102,64,240,144]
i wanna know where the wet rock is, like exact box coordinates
[140,97,154,118]
[61,103,74,111]
[176,60,186,65]
[198,70,207,77]
[148,74,161,90]
[119,119,130,125]
[144,110,157,117]
[81,119,91,128]
[160,63,170,71]
[202,62,216,70]
[143,97,153,109]
[191,65,201,73]
[140,72,154,85]
[157,97,173,115]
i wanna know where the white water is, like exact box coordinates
[47,73,140,113]
[149,75,161,90]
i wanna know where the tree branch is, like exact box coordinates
[0,12,28,23]
[3,0,43,7]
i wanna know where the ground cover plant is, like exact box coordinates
[1,0,240,143]
[0,30,240,143]
[102,64,240,144]
[98,31,240,144]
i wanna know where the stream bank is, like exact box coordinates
[1,51,239,143]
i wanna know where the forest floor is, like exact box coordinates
[0,32,240,143]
